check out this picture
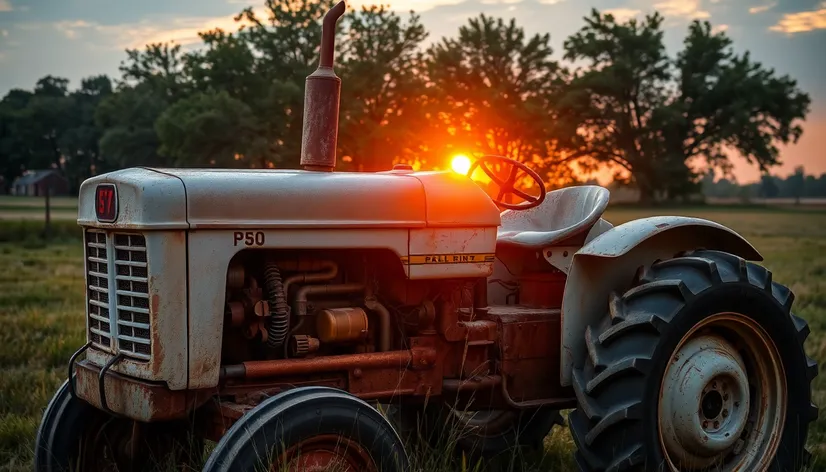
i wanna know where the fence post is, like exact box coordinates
[44,183,51,240]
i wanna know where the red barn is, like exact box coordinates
[11,170,70,197]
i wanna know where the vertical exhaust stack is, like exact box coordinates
[300,1,347,172]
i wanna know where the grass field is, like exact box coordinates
[0,196,77,221]
[1,207,825,471]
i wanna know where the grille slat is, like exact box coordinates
[116,305,149,314]
[85,230,151,362]
[117,319,151,329]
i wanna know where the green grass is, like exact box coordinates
[0,208,825,471]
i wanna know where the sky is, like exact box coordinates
[0,0,824,183]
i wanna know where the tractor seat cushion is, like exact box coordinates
[496,185,611,249]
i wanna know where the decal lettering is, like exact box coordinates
[95,184,118,222]
[233,231,265,247]
[405,254,496,265]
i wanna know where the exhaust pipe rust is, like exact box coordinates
[300,0,346,172]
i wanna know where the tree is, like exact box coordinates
[557,10,811,202]
[155,90,265,167]
[337,5,429,171]
[759,173,779,198]
[424,14,573,187]
[785,166,805,204]
[232,0,336,167]
[0,89,37,184]
[61,75,113,190]
[96,82,170,169]
[96,44,187,170]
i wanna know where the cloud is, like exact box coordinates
[713,23,728,32]
[653,0,711,19]
[42,8,268,50]
[1,29,7,37]
[748,2,776,14]
[604,8,642,22]
[770,1,826,34]
[0,0,11,12]
[54,20,96,40]
[348,0,464,11]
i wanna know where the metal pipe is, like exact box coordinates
[283,260,338,298]
[320,1,346,69]
[364,296,391,352]
[221,349,420,379]
[443,375,502,393]
[295,283,365,317]
[300,1,346,171]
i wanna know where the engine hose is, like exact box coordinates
[264,263,290,349]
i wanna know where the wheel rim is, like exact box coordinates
[279,434,376,472]
[658,312,786,471]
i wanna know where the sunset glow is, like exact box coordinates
[451,154,472,175]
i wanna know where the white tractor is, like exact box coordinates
[35,2,817,471]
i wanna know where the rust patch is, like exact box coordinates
[74,359,206,421]
[149,292,165,371]
[484,306,572,401]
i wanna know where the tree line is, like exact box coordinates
[0,0,811,202]
[701,167,826,201]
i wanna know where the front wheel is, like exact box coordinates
[569,250,818,472]
[203,386,409,472]
[35,379,203,472]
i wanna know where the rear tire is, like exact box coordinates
[203,386,409,472]
[569,250,818,472]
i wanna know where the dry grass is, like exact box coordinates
[0,206,825,471]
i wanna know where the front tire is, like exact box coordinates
[569,250,818,472]
[203,386,409,472]
[35,379,203,472]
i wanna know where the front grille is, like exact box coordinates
[114,234,151,359]
[84,230,151,361]
[86,230,111,349]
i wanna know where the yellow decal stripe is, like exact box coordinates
[401,254,496,265]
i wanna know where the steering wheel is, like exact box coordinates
[467,155,547,211]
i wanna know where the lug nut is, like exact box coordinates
[703,421,709,429]
[723,409,729,418]
[723,394,729,401]
[714,421,720,428]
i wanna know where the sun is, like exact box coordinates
[451,154,472,175]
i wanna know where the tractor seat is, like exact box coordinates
[496,185,610,249]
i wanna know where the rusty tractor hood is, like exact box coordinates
[78,167,502,230]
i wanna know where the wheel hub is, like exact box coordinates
[660,335,751,467]
[279,434,376,472]
[658,313,787,471]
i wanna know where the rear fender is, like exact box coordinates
[559,216,762,386]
